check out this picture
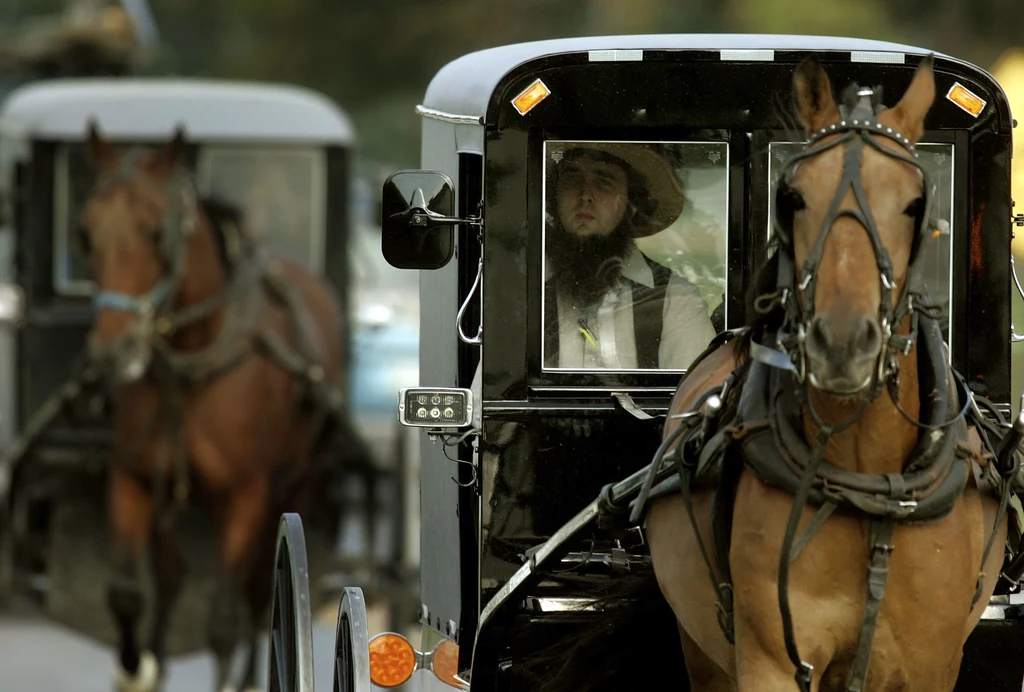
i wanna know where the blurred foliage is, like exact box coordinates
[4,0,1022,168]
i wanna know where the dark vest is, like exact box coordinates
[544,256,672,368]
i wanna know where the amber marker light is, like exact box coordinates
[945,82,987,118]
[511,79,551,116]
[368,633,418,688]
[430,638,469,689]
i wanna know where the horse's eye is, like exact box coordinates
[779,186,806,213]
[903,196,925,221]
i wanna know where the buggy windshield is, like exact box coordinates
[541,139,729,372]
[53,143,327,295]
[196,146,326,273]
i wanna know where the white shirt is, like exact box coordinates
[548,245,717,370]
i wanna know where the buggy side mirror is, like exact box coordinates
[382,170,477,270]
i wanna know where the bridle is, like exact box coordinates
[764,86,945,419]
[88,149,198,339]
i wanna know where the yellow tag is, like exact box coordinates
[946,82,987,118]
[511,79,551,116]
[579,327,597,348]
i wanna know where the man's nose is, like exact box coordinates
[577,182,596,202]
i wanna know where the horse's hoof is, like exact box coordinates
[115,651,160,692]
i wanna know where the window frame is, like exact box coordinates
[538,136,733,375]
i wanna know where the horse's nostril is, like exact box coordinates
[856,318,882,356]
[807,317,830,352]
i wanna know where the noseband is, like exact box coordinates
[765,86,944,410]
[90,149,198,328]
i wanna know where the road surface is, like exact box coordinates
[0,601,423,692]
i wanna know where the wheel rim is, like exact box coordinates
[333,587,371,692]
[334,612,353,692]
[267,514,314,692]
[269,540,297,692]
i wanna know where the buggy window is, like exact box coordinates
[52,143,328,295]
[196,146,326,273]
[541,139,729,372]
[767,141,955,342]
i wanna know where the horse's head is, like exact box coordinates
[773,56,937,398]
[81,124,195,384]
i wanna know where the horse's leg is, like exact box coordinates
[236,510,279,692]
[108,468,160,692]
[147,526,186,675]
[733,646,821,692]
[209,477,270,692]
[237,472,313,692]
[678,622,735,692]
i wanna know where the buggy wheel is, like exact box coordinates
[333,587,371,692]
[0,520,12,607]
[268,513,315,692]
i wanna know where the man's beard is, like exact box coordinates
[547,224,633,308]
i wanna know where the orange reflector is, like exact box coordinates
[369,633,417,688]
[511,79,551,116]
[946,82,987,118]
[431,638,461,687]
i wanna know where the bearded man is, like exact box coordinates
[544,142,717,370]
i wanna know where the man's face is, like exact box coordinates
[555,155,630,238]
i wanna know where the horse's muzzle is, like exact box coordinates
[89,327,153,385]
[804,314,882,396]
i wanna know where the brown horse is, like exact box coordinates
[81,127,348,692]
[641,56,1014,691]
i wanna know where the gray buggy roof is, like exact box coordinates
[0,78,356,144]
[420,34,954,121]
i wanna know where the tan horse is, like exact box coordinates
[644,56,1011,691]
[81,128,351,692]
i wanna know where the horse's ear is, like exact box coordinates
[85,118,117,171]
[793,55,841,136]
[882,55,936,145]
[151,125,188,175]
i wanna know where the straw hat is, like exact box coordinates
[549,142,685,237]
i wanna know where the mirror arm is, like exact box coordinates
[395,208,482,228]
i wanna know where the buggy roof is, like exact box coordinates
[421,33,961,121]
[0,78,356,144]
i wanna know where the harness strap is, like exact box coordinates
[845,520,897,692]
[778,427,832,692]
[972,476,1014,609]
[673,424,735,644]
[788,501,837,563]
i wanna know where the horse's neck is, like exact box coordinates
[802,350,920,475]
[170,220,229,351]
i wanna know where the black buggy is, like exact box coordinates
[268,34,1024,691]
